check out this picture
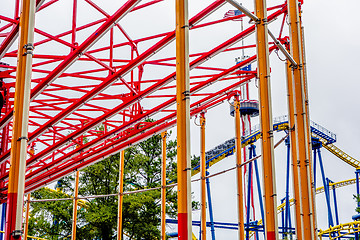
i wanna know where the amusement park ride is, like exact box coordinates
[0,0,358,239]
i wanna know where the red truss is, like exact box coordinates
[0,0,289,198]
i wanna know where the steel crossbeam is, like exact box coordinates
[0,6,286,185]
[0,0,230,165]
[0,0,289,212]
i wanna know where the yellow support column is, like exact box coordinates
[285,57,303,240]
[287,0,315,239]
[254,0,279,239]
[117,150,125,240]
[234,97,245,240]
[5,0,36,238]
[176,0,192,238]
[161,131,167,240]
[71,170,80,240]
[200,112,207,240]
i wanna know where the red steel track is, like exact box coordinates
[0,0,288,199]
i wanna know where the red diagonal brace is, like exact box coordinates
[0,0,141,130]
[0,0,228,164]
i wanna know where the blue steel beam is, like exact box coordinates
[317,147,334,227]
[285,138,292,239]
[0,203,5,240]
[205,171,216,240]
[245,145,254,240]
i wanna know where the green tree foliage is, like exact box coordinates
[354,194,360,214]
[28,131,198,239]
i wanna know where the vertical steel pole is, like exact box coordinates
[287,0,315,238]
[285,138,291,238]
[205,172,215,240]
[161,131,167,240]
[117,150,125,240]
[356,170,360,240]
[246,145,253,240]
[24,149,34,240]
[0,203,6,239]
[330,180,339,226]
[281,198,285,239]
[357,170,360,203]
[23,193,31,239]
[317,149,334,227]
[254,0,278,238]
[234,97,245,240]
[200,113,207,240]
[285,56,303,240]
[252,146,265,239]
[313,148,317,190]
[299,8,317,235]
[71,170,80,240]
[71,0,77,50]
[176,0,191,237]
[5,0,36,238]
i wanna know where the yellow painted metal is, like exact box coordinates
[117,150,125,240]
[286,58,303,240]
[313,133,360,168]
[318,221,360,239]
[316,178,356,194]
[251,177,356,238]
[234,98,245,240]
[287,0,315,239]
[47,188,88,208]
[161,131,167,240]
[7,0,36,236]
[71,171,80,240]
[176,0,192,237]
[200,113,207,240]
[0,230,50,240]
[254,0,278,238]
[0,230,49,240]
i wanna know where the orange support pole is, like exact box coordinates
[161,131,167,240]
[299,12,318,235]
[287,0,315,239]
[254,0,279,239]
[200,112,207,240]
[234,97,245,240]
[117,150,125,240]
[5,0,36,238]
[176,0,192,237]
[71,170,80,240]
[23,193,31,239]
[285,57,303,240]
[24,148,34,240]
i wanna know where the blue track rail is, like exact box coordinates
[192,116,336,175]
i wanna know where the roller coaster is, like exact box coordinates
[0,0,357,239]
[166,116,360,239]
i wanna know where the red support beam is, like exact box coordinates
[24,94,232,193]
[0,0,44,59]
[14,56,260,186]
[0,0,142,130]
[0,0,229,164]
[9,43,277,197]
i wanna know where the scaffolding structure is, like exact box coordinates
[0,0,344,239]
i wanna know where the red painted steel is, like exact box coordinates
[0,0,288,205]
